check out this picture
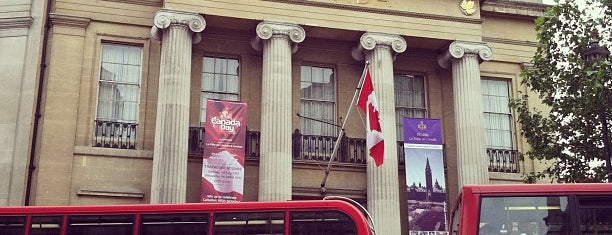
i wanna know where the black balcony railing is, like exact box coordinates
[291,130,368,164]
[188,127,260,159]
[93,120,137,149]
[487,148,520,173]
[188,127,409,166]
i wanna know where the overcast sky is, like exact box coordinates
[543,0,556,4]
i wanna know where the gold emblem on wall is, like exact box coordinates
[459,0,476,16]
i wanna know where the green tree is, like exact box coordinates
[510,0,611,183]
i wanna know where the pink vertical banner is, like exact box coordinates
[201,99,247,202]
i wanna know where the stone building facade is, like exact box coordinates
[1,0,548,234]
[0,0,46,206]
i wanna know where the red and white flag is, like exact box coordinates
[356,69,384,166]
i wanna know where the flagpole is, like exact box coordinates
[320,61,370,195]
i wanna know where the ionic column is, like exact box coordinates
[150,9,205,204]
[352,32,406,235]
[438,41,492,189]
[251,21,305,201]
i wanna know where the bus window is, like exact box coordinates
[67,214,134,235]
[213,211,284,235]
[0,216,25,235]
[140,213,209,235]
[578,195,612,234]
[478,196,570,235]
[30,216,62,235]
[290,210,357,235]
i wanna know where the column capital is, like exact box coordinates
[352,32,406,61]
[151,8,206,43]
[251,21,306,53]
[437,41,493,68]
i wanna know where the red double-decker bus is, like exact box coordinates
[449,183,612,235]
[0,197,375,235]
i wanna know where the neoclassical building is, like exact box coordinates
[1,0,548,234]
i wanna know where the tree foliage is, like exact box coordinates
[510,0,611,183]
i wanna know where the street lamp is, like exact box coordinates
[582,32,611,182]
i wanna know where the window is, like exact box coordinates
[394,73,426,140]
[68,214,134,235]
[201,57,240,124]
[578,196,612,234]
[481,79,513,150]
[140,213,209,235]
[478,196,571,235]
[214,212,284,235]
[291,210,357,235]
[94,43,142,149]
[300,65,336,136]
[0,216,25,235]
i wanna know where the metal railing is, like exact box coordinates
[487,148,520,173]
[93,120,137,149]
[93,124,516,172]
[188,126,408,166]
[291,131,368,164]
[188,126,260,159]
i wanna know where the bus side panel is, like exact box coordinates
[460,188,480,235]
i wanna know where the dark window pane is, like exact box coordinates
[214,212,284,235]
[579,196,612,234]
[290,210,356,235]
[140,213,209,235]
[0,216,26,235]
[31,216,63,235]
[67,214,134,235]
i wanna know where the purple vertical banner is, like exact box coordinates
[201,100,247,203]
[403,118,448,235]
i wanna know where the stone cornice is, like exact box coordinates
[262,0,483,24]
[438,41,493,68]
[251,21,306,53]
[483,36,538,47]
[481,0,547,18]
[49,14,91,28]
[102,0,162,7]
[352,32,407,61]
[0,16,33,29]
[151,8,206,43]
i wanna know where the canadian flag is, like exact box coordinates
[356,69,384,166]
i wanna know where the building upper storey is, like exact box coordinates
[52,0,546,47]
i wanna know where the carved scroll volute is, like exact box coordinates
[151,9,206,44]
[250,21,306,53]
[351,32,407,61]
[438,41,492,68]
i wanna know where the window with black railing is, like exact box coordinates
[93,43,142,150]
[482,79,519,173]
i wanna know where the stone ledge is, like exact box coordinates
[74,146,153,159]
[489,171,524,182]
[0,16,33,29]
[293,186,366,199]
[77,187,145,198]
[481,0,547,18]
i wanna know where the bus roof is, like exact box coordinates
[463,183,612,195]
[0,200,359,215]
